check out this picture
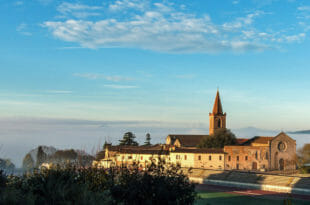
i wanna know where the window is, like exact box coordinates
[255,152,258,160]
[198,155,201,160]
[219,156,222,160]
[141,156,143,160]
[228,156,231,161]
[265,152,268,160]
[217,119,221,128]
[236,164,239,170]
[209,156,212,161]
[176,155,180,160]
[184,155,187,160]
[237,156,239,161]
[128,156,132,159]
[122,156,124,160]
[245,156,248,161]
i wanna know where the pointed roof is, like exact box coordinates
[212,90,223,115]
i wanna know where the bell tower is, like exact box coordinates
[209,90,226,135]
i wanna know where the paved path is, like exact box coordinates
[196,184,310,201]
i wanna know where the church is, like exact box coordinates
[94,90,297,172]
[165,90,297,171]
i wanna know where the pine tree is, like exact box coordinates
[119,132,139,146]
[144,133,151,146]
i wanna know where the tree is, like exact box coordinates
[297,144,310,173]
[119,132,139,146]
[23,153,34,171]
[198,128,237,148]
[36,146,47,167]
[144,133,151,146]
[0,159,15,172]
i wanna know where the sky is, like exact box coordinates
[1,0,310,166]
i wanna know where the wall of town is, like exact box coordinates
[224,146,269,171]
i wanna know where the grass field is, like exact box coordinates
[195,191,309,205]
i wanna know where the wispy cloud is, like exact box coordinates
[45,90,73,94]
[103,84,138,89]
[109,0,148,11]
[298,6,310,11]
[57,2,102,18]
[223,11,262,30]
[42,0,307,53]
[16,23,32,36]
[73,73,133,82]
[14,1,23,6]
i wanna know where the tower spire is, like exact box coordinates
[212,90,223,115]
[209,90,226,135]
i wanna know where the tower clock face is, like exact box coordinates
[278,141,286,152]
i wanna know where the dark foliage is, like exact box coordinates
[297,144,310,173]
[22,153,34,171]
[0,159,15,173]
[0,162,196,205]
[144,133,152,146]
[36,146,47,168]
[198,128,237,148]
[119,132,139,146]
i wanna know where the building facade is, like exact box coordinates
[94,90,296,171]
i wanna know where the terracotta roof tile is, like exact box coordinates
[243,136,274,145]
[168,135,207,147]
[172,148,224,154]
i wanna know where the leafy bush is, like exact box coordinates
[0,162,196,205]
[198,128,237,148]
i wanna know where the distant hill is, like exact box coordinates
[288,130,310,134]
[232,127,278,138]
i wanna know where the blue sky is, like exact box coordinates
[1,0,310,130]
[2,0,310,166]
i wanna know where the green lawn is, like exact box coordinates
[195,191,309,205]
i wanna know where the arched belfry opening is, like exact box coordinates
[209,90,226,135]
[217,118,221,128]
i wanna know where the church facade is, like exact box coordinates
[94,90,297,172]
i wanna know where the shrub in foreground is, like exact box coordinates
[0,163,196,205]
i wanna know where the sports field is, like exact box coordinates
[194,184,310,205]
[195,191,309,205]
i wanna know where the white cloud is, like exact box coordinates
[298,6,310,11]
[43,10,266,53]
[103,84,138,89]
[74,73,133,82]
[42,1,306,53]
[16,23,32,36]
[222,11,262,30]
[284,33,306,42]
[57,2,102,18]
[109,0,148,11]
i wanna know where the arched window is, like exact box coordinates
[217,119,221,128]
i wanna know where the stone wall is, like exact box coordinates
[270,133,296,171]
[224,145,269,171]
